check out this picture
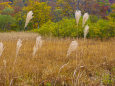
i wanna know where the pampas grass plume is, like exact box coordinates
[32,36,43,57]
[67,40,78,57]
[24,11,33,28]
[3,59,6,68]
[84,25,89,39]
[82,13,89,27]
[10,39,22,86]
[75,10,81,25]
[0,42,4,57]
[16,39,22,57]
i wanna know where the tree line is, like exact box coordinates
[0,0,115,39]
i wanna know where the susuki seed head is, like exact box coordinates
[33,45,37,57]
[17,39,22,48]
[75,10,81,25]
[36,36,43,48]
[0,42,4,57]
[3,59,6,67]
[82,13,89,27]
[67,40,78,57]
[32,36,43,57]
[16,39,22,57]
[84,25,89,39]
[24,11,33,28]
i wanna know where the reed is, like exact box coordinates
[3,59,6,68]
[67,40,78,57]
[75,10,81,25]
[24,11,33,29]
[82,13,89,27]
[9,39,22,86]
[0,42,4,57]
[84,25,89,39]
[32,36,43,57]
[16,39,22,57]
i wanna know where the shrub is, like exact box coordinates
[37,20,58,36]
[0,14,15,31]
[89,19,115,39]
[36,17,115,39]
[90,15,99,23]
[38,18,83,37]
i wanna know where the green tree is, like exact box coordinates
[110,3,115,21]
[2,7,14,15]
[0,14,15,31]
[13,11,26,31]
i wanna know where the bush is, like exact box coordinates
[37,20,58,36]
[38,18,83,37]
[90,15,99,23]
[89,19,115,39]
[0,14,15,31]
[34,17,115,39]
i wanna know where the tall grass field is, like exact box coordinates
[0,32,115,86]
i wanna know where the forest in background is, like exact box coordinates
[0,0,115,39]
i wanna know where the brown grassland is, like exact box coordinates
[0,32,115,86]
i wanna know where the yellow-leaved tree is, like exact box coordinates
[23,1,51,29]
[110,3,115,21]
[0,2,12,13]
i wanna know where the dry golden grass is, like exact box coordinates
[0,32,115,86]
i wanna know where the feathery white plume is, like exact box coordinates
[82,13,89,27]
[10,39,22,86]
[16,39,22,57]
[0,42,4,57]
[75,10,81,25]
[67,41,78,57]
[3,59,6,68]
[84,25,89,39]
[24,11,33,28]
[32,36,43,57]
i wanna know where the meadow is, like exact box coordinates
[0,32,114,86]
